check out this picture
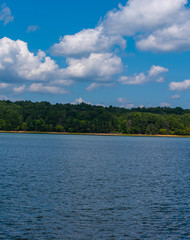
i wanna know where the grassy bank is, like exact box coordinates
[0,130,190,137]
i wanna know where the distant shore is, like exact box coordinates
[0,130,190,137]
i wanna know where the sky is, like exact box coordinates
[0,0,190,108]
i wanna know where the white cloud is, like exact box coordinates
[0,82,9,89]
[0,37,74,95]
[27,25,40,33]
[72,97,91,105]
[117,97,127,104]
[51,0,190,58]
[0,37,123,94]
[103,0,187,36]
[119,65,168,85]
[169,79,190,91]
[86,82,113,91]
[171,94,180,99]
[0,37,73,83]
[13,85,26,94]
[51,26,126,56]
[65,53,122,81]
[0,4,14,25]
[119,73,146,85]
[148,65,168,77]
[28,83,67,94]
[102,0,190,52]
[160,102,171,107]
[137,22,190,52]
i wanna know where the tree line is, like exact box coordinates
[0,100,190,135]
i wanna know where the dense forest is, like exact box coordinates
[0,100,190,135]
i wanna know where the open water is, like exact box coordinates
[0,133,190,239]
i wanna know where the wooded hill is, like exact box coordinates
[0,100,190,135]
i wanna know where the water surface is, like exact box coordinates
[0,133,190,239]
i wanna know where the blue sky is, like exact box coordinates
[0,0,190,108]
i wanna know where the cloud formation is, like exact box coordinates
[119,65,168,85]
[52,0,189,55]
[169,79,190,91]
[51,26,126,56]
[0,37,123,95]
[65,53,122,81]
[0,37,73,95]
[0,4,14,25]
[103,0,190,52]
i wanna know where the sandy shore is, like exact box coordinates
[0,130,190,137]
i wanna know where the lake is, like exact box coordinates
[0,133,190,239]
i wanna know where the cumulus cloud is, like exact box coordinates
[28,83,67,94]
[51,26,126,56]
[13,85,25,94]
[65,53,122,81]
[103,0,187,35]
[137,22,190,52]
[102,0,190,52]
[0,37,124,94]
[0,37,72,83]
[51,26,126,57]
[27,25,40,33]
[119,65,168,85]
[169,79,190,91]
[0,37,73,95]
[72,97,91,105]
[50,0,190,58]
[0,4,14,25]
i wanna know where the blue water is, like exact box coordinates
[0,133,190,239]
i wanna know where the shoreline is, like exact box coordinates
[0,130,190,137]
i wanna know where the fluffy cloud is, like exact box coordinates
[51,26,126,56]
[65,53,122,81]
[0,37,73,95]
[137,22,190,52]
[119,65,168,85]
[51,0,190,58]
[103,0,187,35]
[0,37,72,83]
[169,79,190,91]
[72,97,91,105]
[13,85,26,94]
[0,37,123,95]
[102,0,190,52]
[0,4,14,25]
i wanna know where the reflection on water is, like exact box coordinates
[0,133,190,239]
